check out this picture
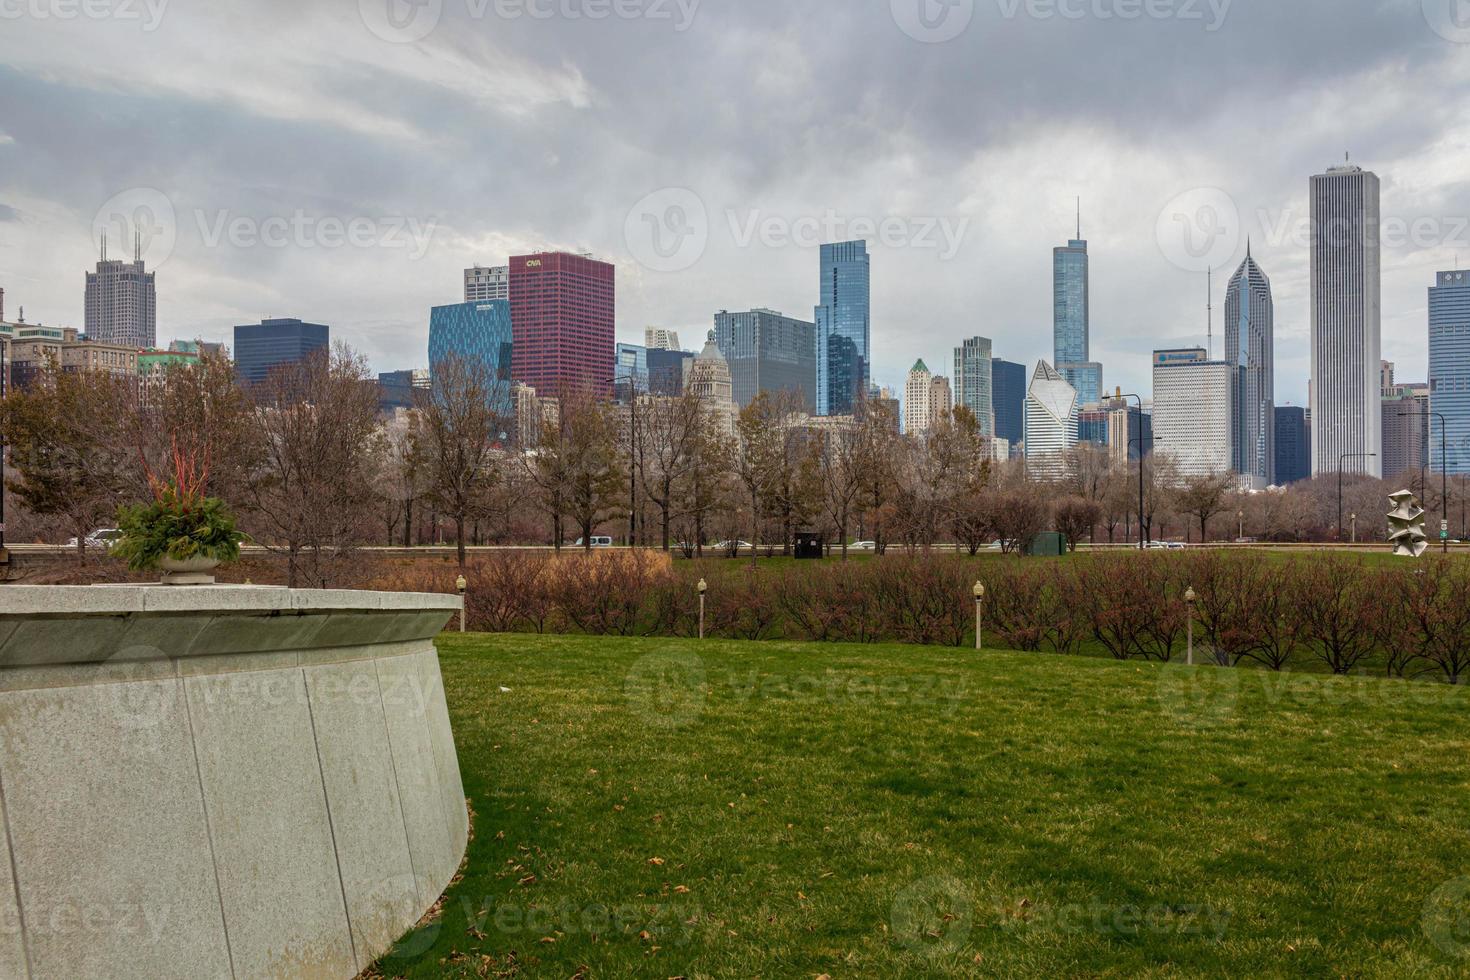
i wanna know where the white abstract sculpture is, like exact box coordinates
[1388,490,1429,558]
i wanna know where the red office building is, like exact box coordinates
[509,251,615,398]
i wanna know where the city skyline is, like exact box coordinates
[2,4,1466,405]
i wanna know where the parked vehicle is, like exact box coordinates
[65,528,123,550]
[713,540,754,553]
[573,536,614,548]
[849,541,877,551]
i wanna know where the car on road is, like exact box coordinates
[65,528,122,550]
[713,540,754,553]
[573,536,614,548]
[849,540,877,551]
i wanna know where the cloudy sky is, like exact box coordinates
[1,0,1468,403]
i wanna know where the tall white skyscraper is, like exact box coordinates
[1225,247,1275,489]
[1152,348,1235,479]
[1024,360,1078,471]
[464,265,508,302]
[905,359,934,435]
[953,336,994,437]
[645,327,681,351]
[1310,162,1382,477]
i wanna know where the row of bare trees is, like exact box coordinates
[2,345,1459,576]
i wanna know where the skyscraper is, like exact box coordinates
[509,251,615,397]
[1225,247,1275,488]
[953,336,994,437]
[1152,348,1235,479]
[645,327,681,351]
[1053,222,1102,407]
[905,359,934,435]
[1429,269,1470,474]
[85,236,156,348]
[1274,406,1311,485]
[1024,360,1078,470]
[991,358,1027,449]
[1311,162,1382,477]
[429,300,513,411]
[713,308,817,411]
[685,330,736,432]
[615,342,649,398]
[814,240,870,416]
[233,318,329,386]
[1382,385,1430,482]
[464,265,508,303]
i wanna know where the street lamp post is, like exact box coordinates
[604,375,640,548]
[1119,392,1147,550]
[1399,409,1449,554]
[1350,513,1358,544]
[1184,586,1198,666]
[697,578,708,640]
[1237,510,1244,542]
[1337,453,1377,544]
[455,574,467,633]
[973,581,985,651]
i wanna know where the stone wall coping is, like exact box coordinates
[0,585,463,617]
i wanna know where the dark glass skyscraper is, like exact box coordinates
[991,358,1027,448]
[1225,248,1275,488]
[714,308,817,411]
[428,300,514,418]
[233,318,329,386]
[814,241,870,416]
[1274,406,1311,485]
[1430,269,1470,474]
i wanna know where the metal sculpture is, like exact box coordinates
[1388,490,1429,558]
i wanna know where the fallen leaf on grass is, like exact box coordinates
[648,857,665,866]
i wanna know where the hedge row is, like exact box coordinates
[370,551,1470,683]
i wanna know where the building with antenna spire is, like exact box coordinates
[84,231,156,348]
[1225,242,1275,488]
[1054,204,1102,407]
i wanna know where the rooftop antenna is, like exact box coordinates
[134,229,141,263]
[1076,196,1081,240]
[100,231,107,262]
[1206,267,1214,360]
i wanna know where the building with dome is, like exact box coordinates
[685,330,737,432]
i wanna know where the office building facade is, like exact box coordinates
[85,244,156,349]
[647,348,694,397]
[428,300,514,418]
[1225,249,1275,488]
[615,342,649,399]
[464,265,509,303]
[509,251,615,397]
[992,358,1027,450]
[1024,360,1079,470]
[953,336,994,436]
[713,308,817,411]
[1274,406,1311,485]
[645,327,681,351]
[815,240,870,416]
[1053,232,1102,407]
[1152,348,1235,479]
[233,318,329,387]
[1310,163,1382,477]
[1430,269,1470,475]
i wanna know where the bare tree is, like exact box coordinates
[1172,471,1235,542]
[1054,496,1103,552]
[638,392,703,551]
[417,355,509,567]
[240,344,381,588]
[816,421,864,559]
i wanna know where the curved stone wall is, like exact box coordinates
[0,585,467,980]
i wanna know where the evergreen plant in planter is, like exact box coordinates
[112,443,246,585]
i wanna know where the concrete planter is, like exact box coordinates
[0,585,467,979]
[157,555,221,585]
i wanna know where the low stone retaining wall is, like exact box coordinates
[0,585,467,979]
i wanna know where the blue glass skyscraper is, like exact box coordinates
[1054,226,1102,406]
[428,299,514,419]
[1430,270,1470,474]
[1225,248,1275,488]
[991,358,1027,448]
[815,240,870,416]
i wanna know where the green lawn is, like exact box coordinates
[374,634,1470,978]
